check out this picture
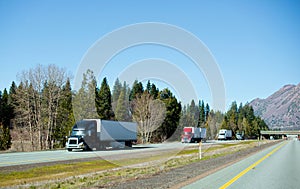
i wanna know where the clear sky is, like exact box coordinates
[0,0,299,110]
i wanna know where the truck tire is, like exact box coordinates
[125,141,132,148]
[85,145,92,151]
[67,148,72,152]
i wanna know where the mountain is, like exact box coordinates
[249,83,300,130]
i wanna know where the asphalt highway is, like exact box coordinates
[0,141,219,167]
[184,139,300,189]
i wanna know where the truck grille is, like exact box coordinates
[69,139,78,144]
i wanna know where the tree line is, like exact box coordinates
[220,101,269,139]
[73,70,182,144]
[1,65,74,151]
[179,100,269,140]
[0,65,269,151]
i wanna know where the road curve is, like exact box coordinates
[184,139,300,189]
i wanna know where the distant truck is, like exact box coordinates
[235,131,244,140]
[66,119,137,151]
[181,127,206,143]
[218,129,232,140]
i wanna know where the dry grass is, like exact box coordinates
[1,140,268,188]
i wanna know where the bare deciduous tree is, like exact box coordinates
[13,64,68,150]
[132,93,166,143]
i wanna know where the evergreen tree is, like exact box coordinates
[242,117,251,137]
[145,80,151,93]
[222,102,269,139]
[205,103,210,122]
[129,80,143,100]
[8,81,17,105]
[150,83,159,99]
[154,89,181,142]
[96,77,114,120]
[73,69,99,120]
[115,88,127,121]
[198,100,205,127]
[0,89,12,150]
[189,100,199,127]
[206,110,224,139]
[237,103,244,132]
[227,101,238,134]
[54,78,75,148]
[112,78,122,103]
[221,115,230,129]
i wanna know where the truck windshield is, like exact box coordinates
[71,129,86,137]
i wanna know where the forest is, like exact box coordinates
[0,64,268,151]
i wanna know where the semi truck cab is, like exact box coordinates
[66,119,137,151]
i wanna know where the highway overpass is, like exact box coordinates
[260,130,300,139]
[260,130,300,135]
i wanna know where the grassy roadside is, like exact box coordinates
[0,140,266,188]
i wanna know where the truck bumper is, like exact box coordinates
[66,143,85,151]
[181,138,191,143]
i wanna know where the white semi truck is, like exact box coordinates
[66,119,137,151]
[218,129,232,140]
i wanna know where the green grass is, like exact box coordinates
[0,160,117,187]
[0,140,259,188]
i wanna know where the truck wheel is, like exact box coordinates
[125,141,132,148]
[85,146,92,151]
[67,148,72,152]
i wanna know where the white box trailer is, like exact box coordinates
[218,129,232,140]
[66,119,137,151]
[181,127,207,143]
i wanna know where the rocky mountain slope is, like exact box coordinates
[250,83,300,130]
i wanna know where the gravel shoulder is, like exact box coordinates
[110,140,281,189]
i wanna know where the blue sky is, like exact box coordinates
[0,0,299,110]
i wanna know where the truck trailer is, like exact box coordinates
[181,127,206,143]
[66,119,137,151]
[218,129,232,140]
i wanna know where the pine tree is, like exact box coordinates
[205,103,210,122]
[73,69,99,120]
[154,89,181,142]
[237,103,244,132]
[198,100,205,127]
[146,80,151,93]
[115,88,127,121]
[227,101,238,134]
[8,81,17,105]
[221,115,230,129]
[150,83,159,99]
[96,77,114,120]
[54,78,75,148]
[189,100,199,127]
[242,117,251,137]
[129,80,143,100]
[112,78,122,103]
[0,89,12,150]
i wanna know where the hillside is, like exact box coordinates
[250,83,300,130]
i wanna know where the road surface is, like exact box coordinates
[0,141,224,167]
[184,139,300,189]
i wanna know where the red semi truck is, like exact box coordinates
[181,127,207,143]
